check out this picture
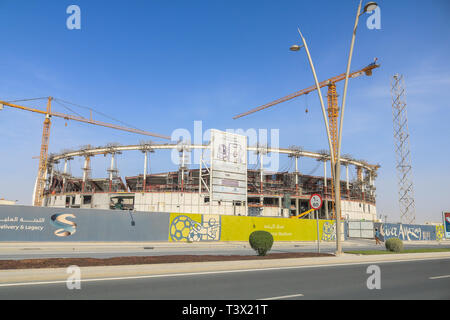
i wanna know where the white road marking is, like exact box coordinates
[0,256,449,288]
[259,293,304,300]
[429,275,450,280]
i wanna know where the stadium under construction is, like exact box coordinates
[41,142,380,221]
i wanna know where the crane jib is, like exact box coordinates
[233,63,380,120]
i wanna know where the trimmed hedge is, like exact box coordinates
[385,238,404,252]
[249,231,274,256]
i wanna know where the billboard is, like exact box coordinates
[444,212,450,239]
[210,129,247,202]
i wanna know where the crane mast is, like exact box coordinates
[34,97,53,206]
[327,84,339,217]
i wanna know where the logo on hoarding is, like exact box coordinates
[436,225,445,241]
[169,215,221,242]
[322,222,336,241]
[50,213,77,237]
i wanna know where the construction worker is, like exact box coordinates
[374,227,382,245]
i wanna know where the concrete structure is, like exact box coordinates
[42,143,380,221]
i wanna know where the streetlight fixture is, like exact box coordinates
[289,44,304,52]
[363,2,378,13]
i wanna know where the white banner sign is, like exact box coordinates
[210,129,247,202]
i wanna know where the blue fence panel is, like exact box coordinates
[0,205,170,242]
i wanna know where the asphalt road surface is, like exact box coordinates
[1,258,449,300]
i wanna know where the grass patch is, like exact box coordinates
[346,248,450,255]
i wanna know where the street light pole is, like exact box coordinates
[334,0,363,256]
[335,0,378,256]
[293,28,339,253]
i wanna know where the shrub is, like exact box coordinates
[385,238,404,252]
[249,231,274,256]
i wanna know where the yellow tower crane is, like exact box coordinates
[0,97,170,206]
[233,61,380,218]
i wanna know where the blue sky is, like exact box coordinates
[0,0,449,223]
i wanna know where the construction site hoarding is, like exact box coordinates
[210,129,247,202]
[0,205,445,242]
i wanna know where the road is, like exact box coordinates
[0,257,449,300]
[1,240,449,260]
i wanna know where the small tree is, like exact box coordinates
[385,238,404,252]
[249,231,274,256]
